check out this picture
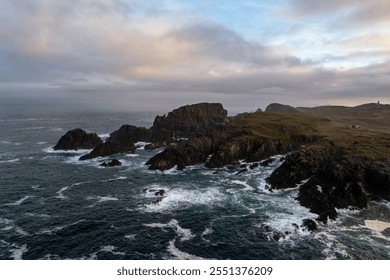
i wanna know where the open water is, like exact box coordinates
[0,110,389,259]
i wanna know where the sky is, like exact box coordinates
[1,0,390,114]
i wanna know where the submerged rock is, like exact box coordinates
[53,128,102,150]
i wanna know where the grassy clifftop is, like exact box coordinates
[229,107,390,161]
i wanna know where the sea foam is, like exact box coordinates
[4,196,31,206]
[167,239,205,260]
[10,244,28,260]
[144,219,195,241]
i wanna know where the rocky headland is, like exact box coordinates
[53,102,390,224]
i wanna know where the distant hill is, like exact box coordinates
[296,103,390,134]
[265,103,298,113]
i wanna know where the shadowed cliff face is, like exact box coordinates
[151,102,229,139]
[76,103,229,160]
[146,111,331,170]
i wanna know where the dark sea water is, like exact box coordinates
[0,110,389,260]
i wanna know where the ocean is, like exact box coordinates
[0,110,389,260]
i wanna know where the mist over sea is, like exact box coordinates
[0,109,389,260]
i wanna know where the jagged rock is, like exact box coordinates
[301,219,317,231]
[53,128,102,150]
[108,125,152,144]
[79,140,135,160]
[146,136,225,171]
[99,159,122,167]
[265,103,298,113]
[206,137,296,168]
[249,162,259,169]
[267,140,336,189]
[150,103,229,140]
[297,159,369,223]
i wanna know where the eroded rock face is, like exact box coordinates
[151,103,229,140]
[265,137,390,223]
[146,136,225,171]
[268,149,390,223]
[206,137,296,168]
[79,140,135,160]
[108,125,152,144]
[53,128,102,150]
[297,159,369,223]
[267,140,336,189]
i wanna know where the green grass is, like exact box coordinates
[228,111,390,160]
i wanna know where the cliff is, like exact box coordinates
[53,102,390,224]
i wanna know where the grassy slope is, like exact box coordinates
[297,103,390,134]
[229,112,333,139]
[229,109,390,160]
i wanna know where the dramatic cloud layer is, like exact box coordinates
[1,0,389,113]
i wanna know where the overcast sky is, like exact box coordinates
[1,0,390,113]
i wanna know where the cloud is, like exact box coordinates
[1,0,389,113]
[0,0,305,85]
[289,0,390,25]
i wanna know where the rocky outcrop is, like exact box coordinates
[53,128,102,150]
[206,137,297,168]
[150,103,229,140]
[99,159,122,167]
[267,144,390,223]
[265,103,298,113]
[146,107,328,171]
[267,140,337,189]
[297,157,370,222]
[78,103,230,161]
[79,140,135,160]
[108,125,152,144]
[301,219,317,231]
[146,135,226,171]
